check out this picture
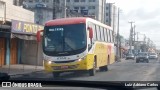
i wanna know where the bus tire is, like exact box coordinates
[89,58,96,76]
[99,65,108,72]
[53,72,60,78]
[100,56,109,71]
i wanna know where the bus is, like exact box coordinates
[37,17,115,78]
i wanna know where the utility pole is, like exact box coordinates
[133,25,136,53]
[52,0,56,19]
[64,0,66,18]
[137,32,139,41]
[116,8,120,61]
[133,25,136,44]
[128,21,134,54]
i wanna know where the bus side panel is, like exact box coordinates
[92,42,115,68]
[93,42,108,67]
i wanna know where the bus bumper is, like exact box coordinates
[43,54,94,73]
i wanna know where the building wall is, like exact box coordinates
[104,3,117,29]
[66,0,106,23]
[18,0,106,24]
[0,0,34,23]
[22,0,63,25]
[21,40,43,66]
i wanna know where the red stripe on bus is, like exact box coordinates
[45,17,86,26]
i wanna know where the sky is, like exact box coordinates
[107,0,160,49]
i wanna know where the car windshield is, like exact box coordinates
[2,0,160,89]
[127,54,133,56]
[138,53,148,56]
[150,53,156,55]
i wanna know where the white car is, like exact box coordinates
[149,53,158,60]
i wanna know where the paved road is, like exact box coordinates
[11,59,160,81]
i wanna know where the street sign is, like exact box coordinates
[36,3,47,8]
[11,20,44,35]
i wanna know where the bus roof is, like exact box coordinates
[45,17,112,30]
[45,17,86,26]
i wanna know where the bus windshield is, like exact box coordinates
[43,23,87,56]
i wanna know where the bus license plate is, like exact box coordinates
[61,65,68,69]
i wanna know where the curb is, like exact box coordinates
[9,70,44,77]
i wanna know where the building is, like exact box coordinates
[0,0,44,67]
[13,0,24,6]
[104,3,117,32]
[17,0,106,24]
[66,0,106,23]
[17,0,72,25]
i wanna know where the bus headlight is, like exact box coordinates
[44,60,52,64]
[78,56,87,62]
[48,61,52,64]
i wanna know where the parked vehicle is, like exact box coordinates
[149,53,158,60]
[126,53,135,60]
[136,52,149,63]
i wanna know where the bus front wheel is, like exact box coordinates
[89,59,96,76]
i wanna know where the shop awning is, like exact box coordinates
[11,33,36,40]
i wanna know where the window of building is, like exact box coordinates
[42,0,45,2]
[67,0,70,2]
[67,6,70,9]
[106,7,109,10]
[74,7,79,10]
[91,13,95,15]
[35,0,39,2]
[74,0,79,2]
[80,7,85,10]
[106,19,109,22]
[81,0,85,2]
[88,6,95,9]
[106,13,108,16]
[46,0,49,2]
[29,0,33,3]
[89,0,95,2]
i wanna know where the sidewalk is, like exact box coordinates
[0,64,44,76]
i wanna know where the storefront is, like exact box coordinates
[11,20,44,66]
[0,24,11,66]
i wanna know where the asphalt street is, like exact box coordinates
[11,58,160,81]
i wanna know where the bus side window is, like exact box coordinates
[96,25,100,41]
[100,26,104,41]
[107,29,110,42]
[110,30,113,42]
[92,24,97,41]
[99,26,102,41]
[103,28,106,42]
[105,28,108,42]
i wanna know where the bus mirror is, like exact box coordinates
[88,27,93,39]
[36,30,44,42]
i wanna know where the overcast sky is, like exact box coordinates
[107,0,160,49]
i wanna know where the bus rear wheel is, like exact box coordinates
[53,72,60,78]
[99,65,108,71]
[89,59,96,76]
